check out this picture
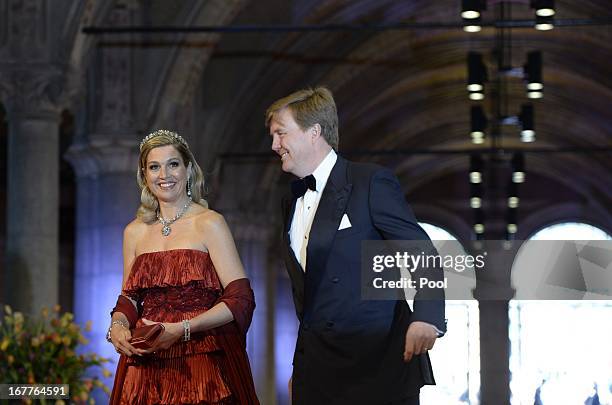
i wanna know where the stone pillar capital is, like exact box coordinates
[0,66,68,119]
[64,140,140,180]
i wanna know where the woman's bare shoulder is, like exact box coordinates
[193,207,226,232]
[124,218,147,241]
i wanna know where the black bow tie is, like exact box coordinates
[291,174,317,199]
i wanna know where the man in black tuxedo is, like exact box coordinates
[266,87,446,405]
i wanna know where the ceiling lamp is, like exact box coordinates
[462,0,486,32]
[474,208,485,237]
[524,51,543,98]
[519,104,535,143]
[470,106,487,144]
[535,15,554,30]
[512,153,525,183]
[470,182,483,209]
[506,209,518,237]
[531,0,556,17]
[468,52,487,99]
[461,0,486,19]
[469,154,483,184]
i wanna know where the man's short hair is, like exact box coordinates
[265,86,339,150]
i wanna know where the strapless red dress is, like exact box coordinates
[113,249,259,405]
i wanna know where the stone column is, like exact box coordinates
[4,104,61,313]
[0,0,69,314]
[1,69,65,314]
[478,300,511,404]
[472,241,517,404]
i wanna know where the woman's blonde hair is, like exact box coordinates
[136,129,208,224]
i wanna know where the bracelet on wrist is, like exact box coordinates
[182,319,191,342]
[106,320,129,343]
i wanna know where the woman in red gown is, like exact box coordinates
[107,129,259,404]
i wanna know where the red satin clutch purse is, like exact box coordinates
[130,324,164,350]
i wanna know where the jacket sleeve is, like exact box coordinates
[368,168,446,333]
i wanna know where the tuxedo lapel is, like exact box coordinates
[281,194,300,269]
[304,157,352,309]
[281,194,305,318]
[282,194,297,234]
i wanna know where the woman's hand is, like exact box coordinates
[111,324,140,357]
[139,318,184,354]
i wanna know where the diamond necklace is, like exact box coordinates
[157,199,192,237]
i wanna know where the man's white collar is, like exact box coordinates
[310,149,337,191]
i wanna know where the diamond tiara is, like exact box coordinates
[140,129,189,151]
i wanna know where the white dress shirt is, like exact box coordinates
[289,149,338,270]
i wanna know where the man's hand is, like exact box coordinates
[403,321,438,362]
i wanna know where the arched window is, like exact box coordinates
[419,223,480,405]
[510,222,612,404]
[420,222,460,241]
[529,222,612,241]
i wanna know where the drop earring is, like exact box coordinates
[187,177,192,198]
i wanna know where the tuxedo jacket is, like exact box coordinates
[281,156,446,405]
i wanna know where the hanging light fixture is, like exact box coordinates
[470,105,487,144]
[461,0,485,19]
[470,182,483,209]
[524,51,543,98]
[506,207,518,236]
[474,208,485,237]
[508,181,520,208]
[531,0,556,17]
[468,52,487,99]
[535,15,554,30]
[462,0,486,32]
[469,154,483,184]
[512,153,526,183]
[519,104,535,143]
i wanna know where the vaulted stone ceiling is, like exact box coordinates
[72,0,612,236]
